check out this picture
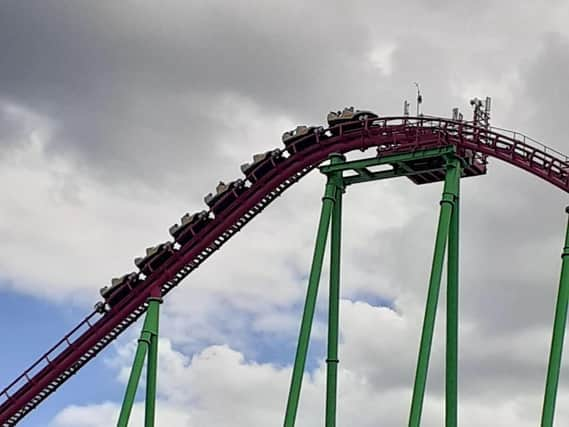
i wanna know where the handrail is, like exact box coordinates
[490,125,569,163]
[0,312,100,404]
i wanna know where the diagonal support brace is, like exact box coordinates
[408,156,461,427]
[117,296,162,427]
[325,178,344,427]
[446,166,460,427]
[283,154,345,427]
[540,207,569,427]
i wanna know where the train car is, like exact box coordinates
[169,210,211,246]
[134,242,176,276]
[204,179,246,215]
[240,149,284,184]
[96,272,140,312]
[327,107,378,134]
[282,126,323,154]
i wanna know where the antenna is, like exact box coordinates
[414,82,422,116]
[452,107,464,122]
[470,97,482,125]
[470,96,492,128]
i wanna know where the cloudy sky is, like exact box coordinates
[1,1,569,426]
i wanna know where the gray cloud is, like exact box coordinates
[0,1,379,188]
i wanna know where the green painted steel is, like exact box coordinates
[325,184,343,427]
[319,146,455,175]
[145,298,161,427]
[145,334,159,427]
[541,208,569,427]
[446,176,460,427]
[320,146,457,187]
[117,330,151,426]
[283,154,345,427]
[117,298,161,427]
[285,149,472,426]
[343,166,447,187]
[408,156,461,427]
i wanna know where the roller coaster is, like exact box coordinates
[2,104,569,427]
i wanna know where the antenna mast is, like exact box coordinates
[414,82,423,116]
[470,96,492,128]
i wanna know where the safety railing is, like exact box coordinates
[490,125,569,164]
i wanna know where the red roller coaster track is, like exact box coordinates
[1,116,568,426]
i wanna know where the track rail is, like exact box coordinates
[1,116,568,426]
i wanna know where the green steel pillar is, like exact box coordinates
[325,182,343,427]
[446,174,460,427]
[117,332,150,427]
[408,156,461,427]
[283,154,345,427]
[144,298,161,427]
[541,207,569,427]
[117,297,162,427]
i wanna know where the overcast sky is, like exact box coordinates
[1,1,569,426]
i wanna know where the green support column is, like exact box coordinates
[283,154,345,427]
[408,156,461,427]
[541,207,569,427]
[117,297,162,427]
[325,183,343,427]
[117,334,150,427]
[145,298,161,427]
[446,175,460,427]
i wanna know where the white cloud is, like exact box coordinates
[51,301,565,427]
[0,106,187,303]
[368,43,397,76]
